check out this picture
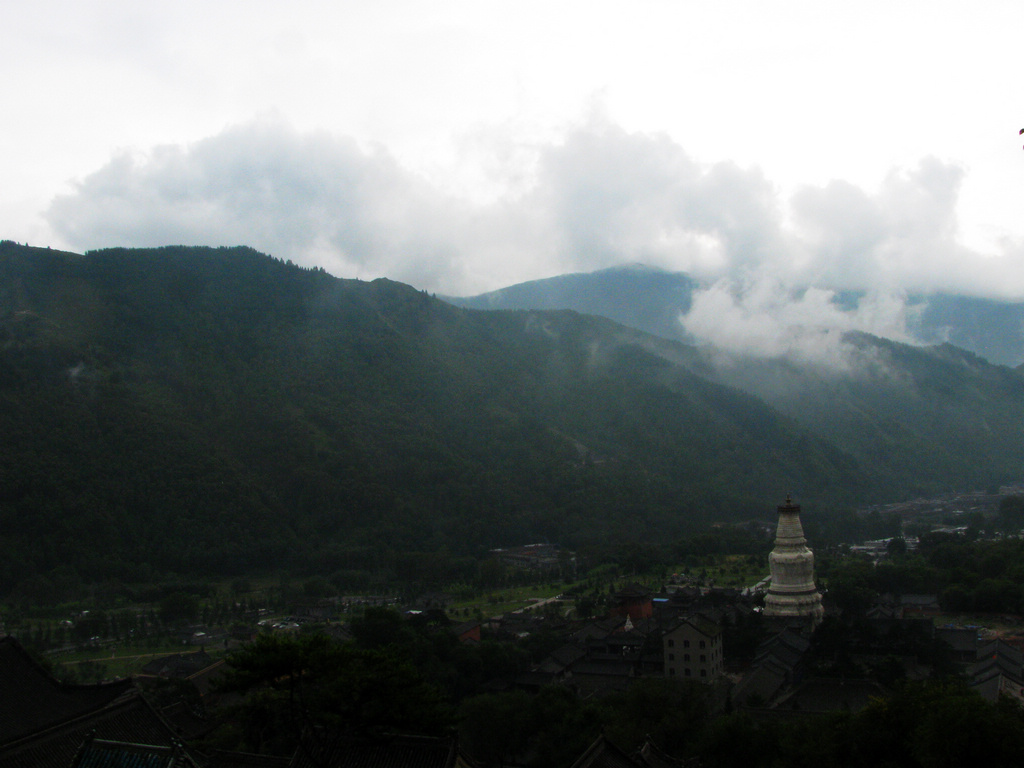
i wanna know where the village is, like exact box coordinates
[4,491,1024,766]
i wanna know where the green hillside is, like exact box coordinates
[706,333,1024,498]
[0,242,870,593]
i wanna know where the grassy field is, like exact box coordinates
[675,554,768,589]
[22,558,773,683]
[50,642,227,682]
[449,583,572,620]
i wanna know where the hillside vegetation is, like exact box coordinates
[703,335,1024,498]
[1,242,1020,594]
[0,243,854,591]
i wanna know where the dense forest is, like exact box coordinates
[1,241,1023,597]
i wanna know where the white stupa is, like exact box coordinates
[764,495,824,626]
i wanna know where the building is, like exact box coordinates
[70,735,200,768]
[969,639,1024,704]
[763,496,824,626]
[662,615,723,682]
[290,732,475,768]
[0,636,198,768]
[612,584,653,622]
[731,629,811,708]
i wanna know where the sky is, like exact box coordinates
[7,0,1024,307]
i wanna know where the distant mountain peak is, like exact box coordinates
[596,262,666,274]
[449,265,1024,368]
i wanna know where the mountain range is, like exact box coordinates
[448,264,1024,369]
[2,241,1022,593]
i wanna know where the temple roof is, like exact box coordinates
[0,636,192,768]
[569,735,642,768]
[69,736,199,768]
[0,636,134,747]
[0,692,187,768]
[289,733,467,768]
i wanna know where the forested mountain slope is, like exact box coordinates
[0,242,865,591]
[448,264,698,346]
[452,263,1024,499]
[701,336,1024,499]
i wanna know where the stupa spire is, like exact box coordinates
[764,495,824,626]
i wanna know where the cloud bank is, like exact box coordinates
[679,280,913,370]
[46,114,1024,365]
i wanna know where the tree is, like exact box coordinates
[458,690,535,767]
[159,591,199,626]
[600,678,712,756]
[216,634,450,755]
[997,495,1024,533]
[853,680,1024,767]
[886,537,908,558]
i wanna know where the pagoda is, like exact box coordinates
[764,495,824,626]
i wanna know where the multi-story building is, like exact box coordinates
[663,615,723,682]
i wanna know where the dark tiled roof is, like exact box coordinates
[152,699,211,741]
[614,585,651,600]
[449,622,480,637]
[572,618,630,643]
[0,692,185,768]
[636,739,696,768]
[935,627,978,654]
[184,659,227,698]
[732,665,787,708]
[571,661,634,677]
[289,733,464,768]
[971,669,1006,702]
[0,637,134,746]
[771,678,887,713]
[205,750,291,768]
[667,616,720,639]
[139,652,213,680]
[569,735,641,768]
[538,644,587,674]
[69,736,199,768]
[976,639,1023,667]
[969,654,1024,686]
[753,629,809,670]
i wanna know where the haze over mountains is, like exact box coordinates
[3,241,1024,592]
[451,265,1024,499]
[448,264,1024,369]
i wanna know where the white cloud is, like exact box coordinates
[48,118,472,289]
[530,114,786,278]
[45,113,1024,305]
[788,158,972,292]
[679,278,912,370]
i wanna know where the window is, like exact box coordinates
[668,639,675,648]
[700,640,706,649]
[700,654,706,662]
[684,669,691,677]
[669,653,675,661]
[700,669,707,677]
[684,654,690,661]
[684,640,690,648]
